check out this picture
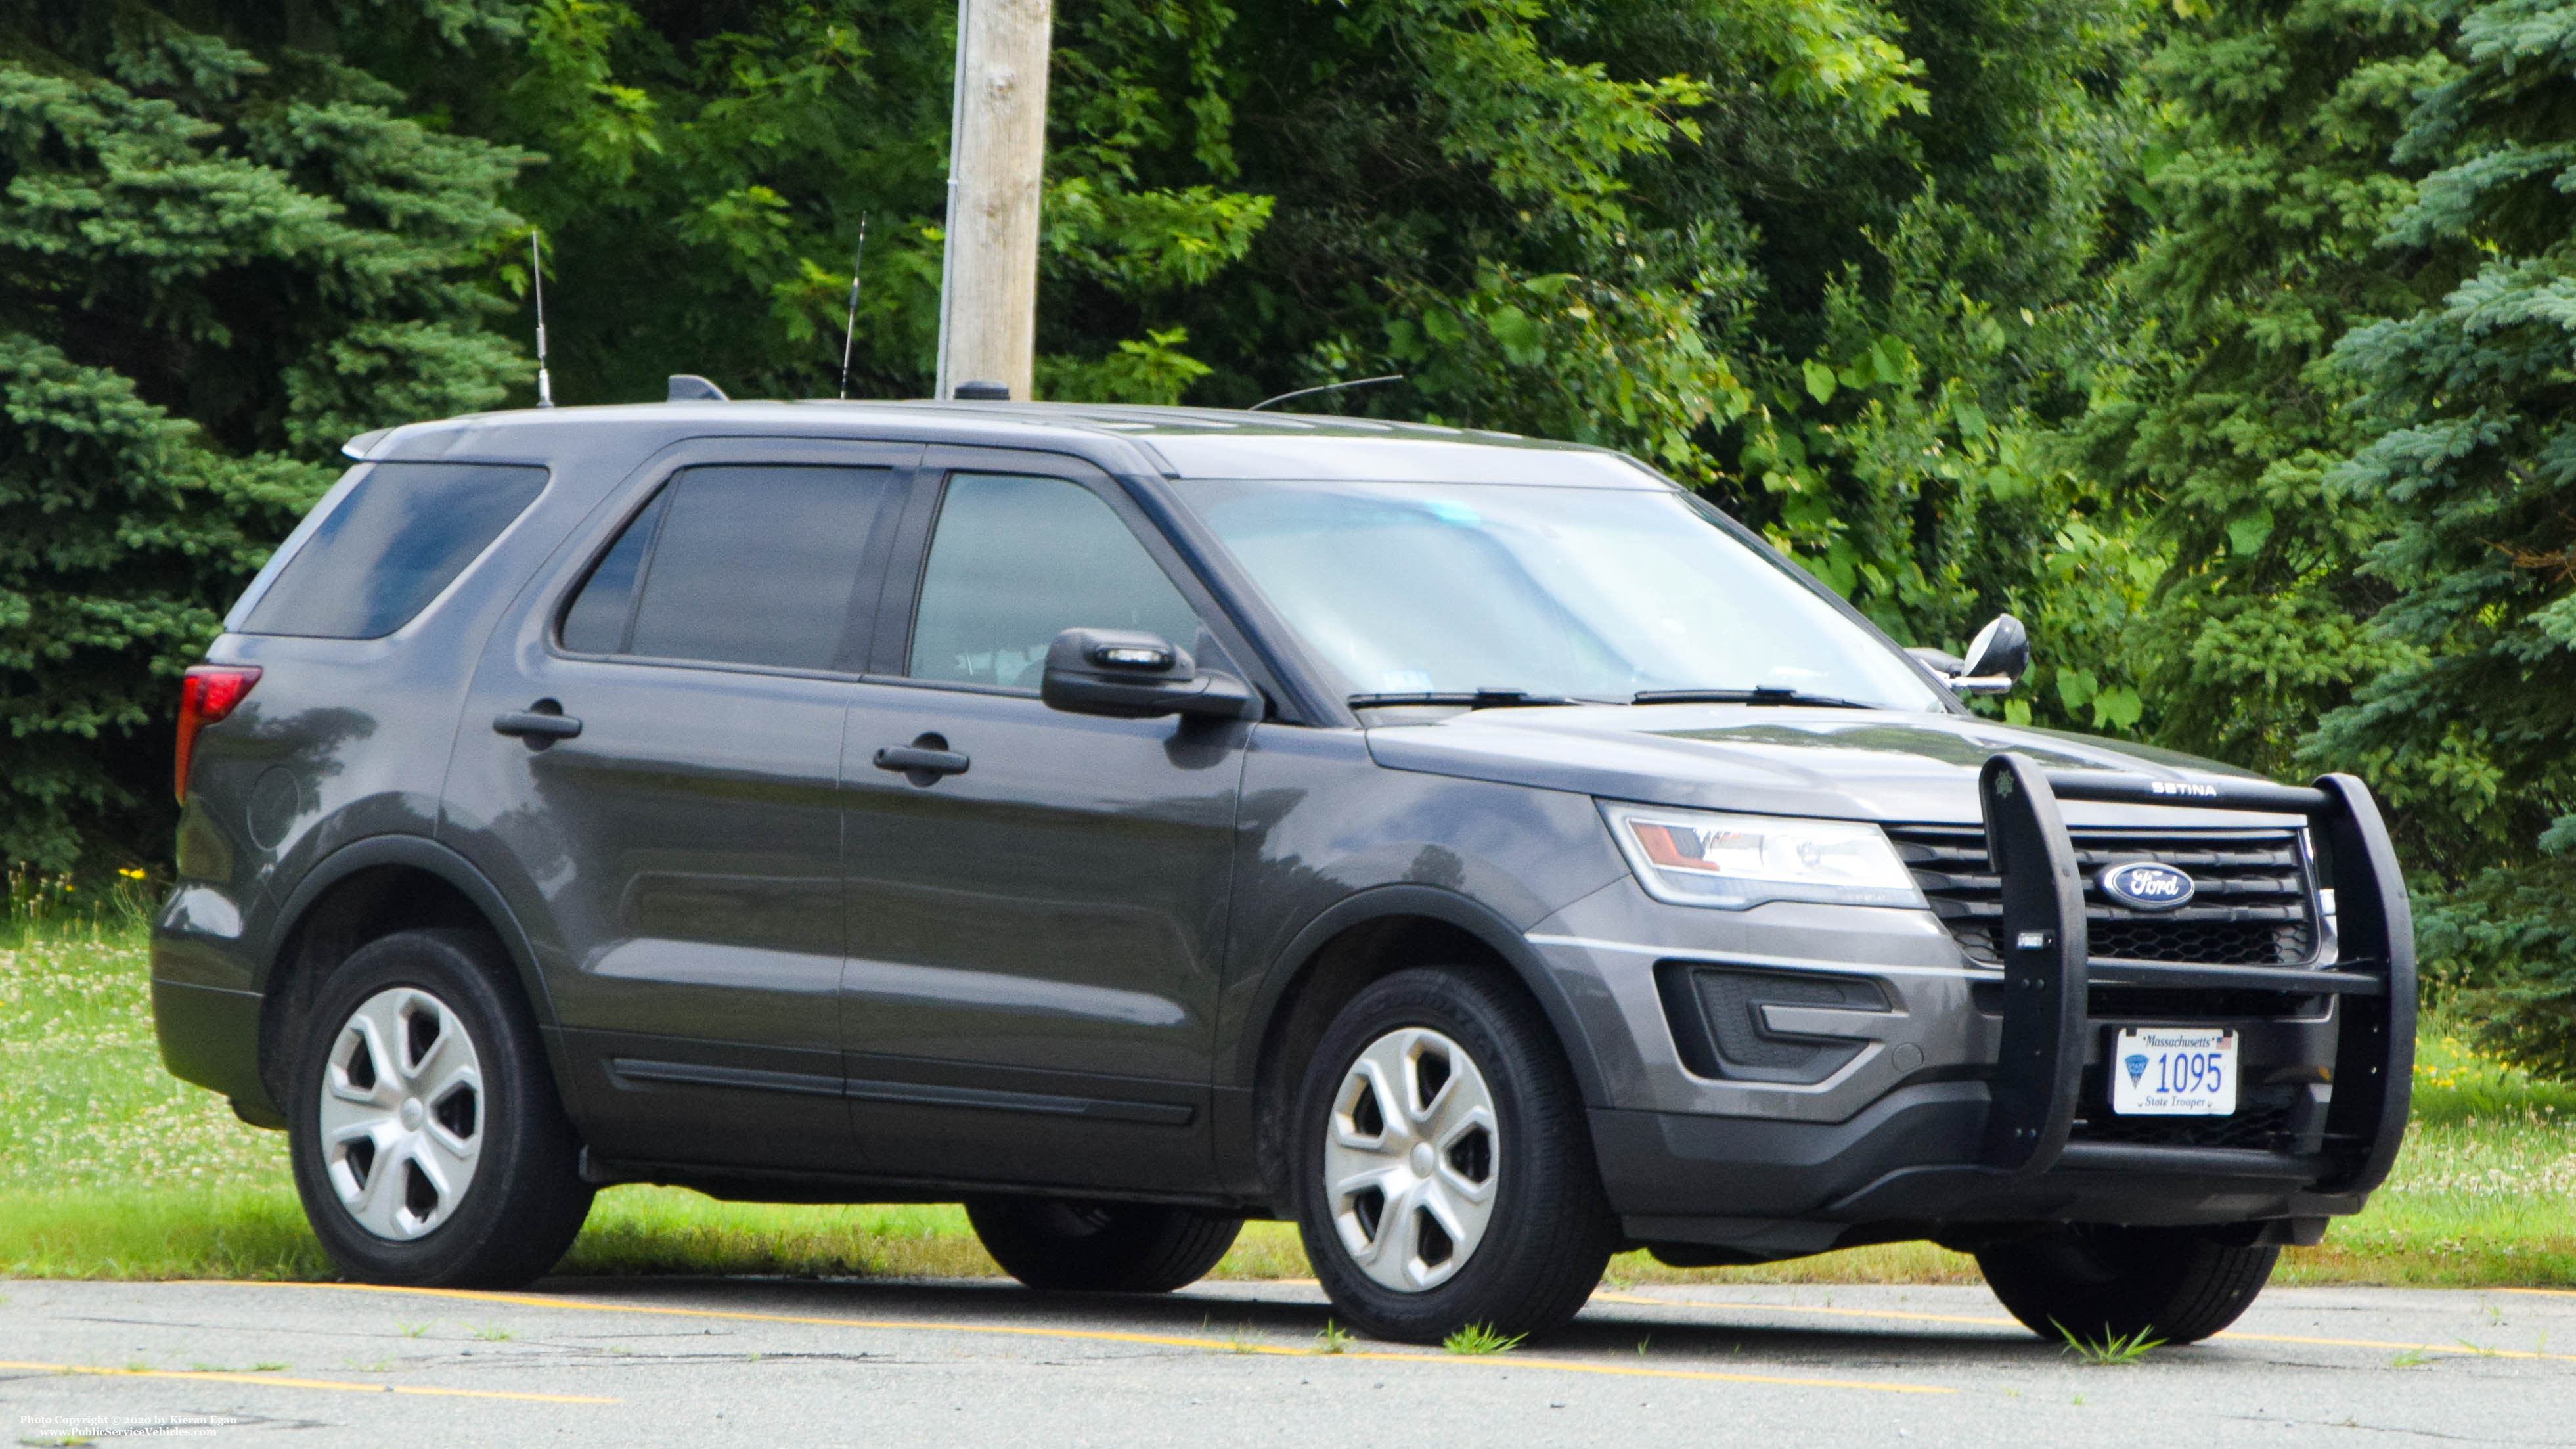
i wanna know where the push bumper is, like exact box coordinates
[1579,762,2414,1257]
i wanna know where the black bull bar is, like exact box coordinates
[1976,755,2414,1195]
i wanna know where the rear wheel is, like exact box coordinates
[966,1197,1242,1293]
[1976,1224,2278,1344]
[287,929,593,1287]
[1291,967,1616,1344]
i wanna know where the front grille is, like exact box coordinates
[1888,824,2318,969]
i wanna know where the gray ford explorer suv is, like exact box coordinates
[152,397,2414,1345]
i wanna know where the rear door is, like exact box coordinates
[445,438,917,1173]
[837,450,1253,1192]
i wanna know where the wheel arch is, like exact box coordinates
[253,836,562,1116]
[1239,885,1610,1210]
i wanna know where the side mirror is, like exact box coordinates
[1040,628,1260,721]
[1934,613,2028,694]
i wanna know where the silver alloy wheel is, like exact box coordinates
[318,986,484,1240]
[1323,1026,1499,1291]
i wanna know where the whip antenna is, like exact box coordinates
[530,231,554,409]
[838,216,868,400]
[1249,374,1405,411]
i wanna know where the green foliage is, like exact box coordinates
[1707,0,2165,727]
[2074,0,2462,779]
[418,0,1278,405]
[1739,195,2164,732]
[1,0,2195,880]
[2055,1322,2164,1363]
[2301,0,2576,1065]
[1440,1321,1525,1354]
[0,3,533,869]
[39,0,2576,1095]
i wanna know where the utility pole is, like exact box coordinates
[935,0,1053,402]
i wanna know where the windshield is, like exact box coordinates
[1178,479,1945,711]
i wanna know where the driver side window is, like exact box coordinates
[908,473,1203,688]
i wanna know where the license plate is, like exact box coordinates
[2110,1027,2237,1116]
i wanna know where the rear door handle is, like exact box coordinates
[874,735,969,779]
[493,705,583,741]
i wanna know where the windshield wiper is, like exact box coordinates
[1632,686,1874,709]
[1348,688,1578,711]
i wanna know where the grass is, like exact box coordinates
[2056,1323,2163,1364]
[1441,1322,1525,1354]
[7,899,2576,1288]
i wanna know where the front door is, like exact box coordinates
[446,441,915,1172]
[839,457,1251,1192]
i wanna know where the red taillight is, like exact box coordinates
[175,665,261,803]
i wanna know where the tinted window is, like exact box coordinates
[909,474,1199,688]
[562,465,893,670]
[558,488,669,654]
[242,462,547,638]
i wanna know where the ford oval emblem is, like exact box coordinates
[2099,860,2196,912]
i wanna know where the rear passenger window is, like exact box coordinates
[240,462,547,638]
[908,473,1201,688]
[559,465,893,671]
[557,488,668,655]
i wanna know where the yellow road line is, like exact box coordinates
[1591,1290,2576,1363]
[2218,1332,2576,1363]
[0,1360,613,1404]
[2501,1288,2576,1301]
[236,1282,1951,1395]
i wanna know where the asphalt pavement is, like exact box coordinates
[3,1273,2571,1445]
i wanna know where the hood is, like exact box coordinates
[1363,705,2294,828]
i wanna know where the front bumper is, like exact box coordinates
[1530,765,2414,1253]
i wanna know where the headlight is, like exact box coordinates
[1599,801,1923,911]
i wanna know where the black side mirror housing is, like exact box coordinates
[1914,615,2029,694]
[1963,613,2030,681]
[1040,628,1260,721]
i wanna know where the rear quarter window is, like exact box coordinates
[240,462,548,639]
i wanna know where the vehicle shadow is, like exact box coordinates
[524,1272,2062,1366]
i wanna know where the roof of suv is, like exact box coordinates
[352,400,1666,487]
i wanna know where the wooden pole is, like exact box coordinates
[935,0,1053,402]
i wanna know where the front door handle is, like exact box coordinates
[493,702,583,743]
[874,732,969,781]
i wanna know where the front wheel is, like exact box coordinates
[287,929,594,1287]
[1291,968,1616,1344]
[1976,1224,2279,1344]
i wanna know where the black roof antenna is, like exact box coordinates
[837,216,868,400]
[529,231,554,409]
[1249,374,1404,411]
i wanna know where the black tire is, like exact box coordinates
[1976,1224,2279,1344]
[966,1197,1243,1292]
[287,929,594,1287]
[1291,967,1616,1345]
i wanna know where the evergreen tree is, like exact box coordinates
[2307,0,2576,1070]
[0,3,533,868]
[2074,0,2461,776]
